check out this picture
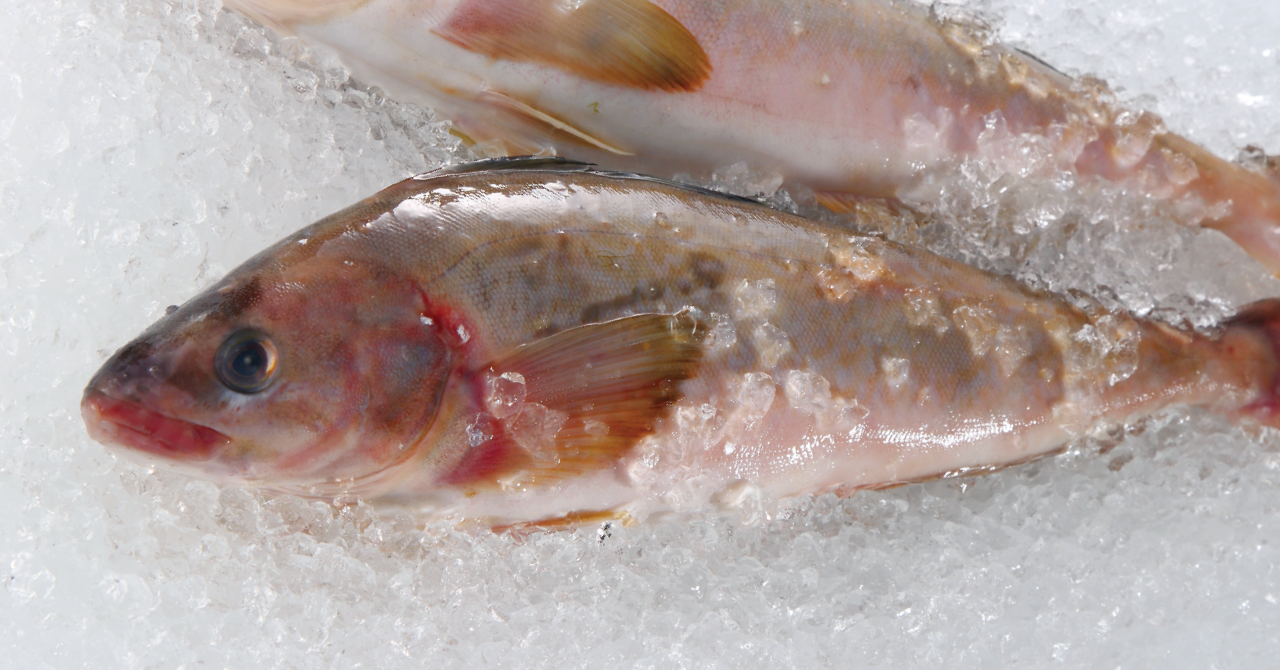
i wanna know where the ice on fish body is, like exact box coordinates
[4,0,1280,668]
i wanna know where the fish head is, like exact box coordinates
[82,250,452,498]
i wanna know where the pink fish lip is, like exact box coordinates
[81,388,230,462]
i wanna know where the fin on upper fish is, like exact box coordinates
[223,0,364,33]
[447,121,547,158]
[812,191,926,233]
[813,191,913,215]
[474,90,635,155]
[442,314,705,488]
[435,0,711,92]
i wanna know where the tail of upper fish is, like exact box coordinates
[1127,135,1280,277]
[1220,299,1280,427]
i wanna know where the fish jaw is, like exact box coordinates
[82,388,229,462]
[80,333,234,468]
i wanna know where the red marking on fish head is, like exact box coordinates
[82,389,229,461]
[83,249,459,498]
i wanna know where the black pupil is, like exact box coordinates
[231,342,266,379]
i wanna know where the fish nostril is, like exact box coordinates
[88,353,168,403]
[115,340,154,365]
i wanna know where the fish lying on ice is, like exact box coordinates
[82,158,1280,528]
[223,0,1280,274]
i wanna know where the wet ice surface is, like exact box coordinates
[3,0,1280,666]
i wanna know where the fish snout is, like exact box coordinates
[81,388,229,461]
[87,339,174,397]
[82,340,228,461]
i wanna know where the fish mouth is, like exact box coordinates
[81,389,229,462]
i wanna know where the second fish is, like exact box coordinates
[226,0,1280,273]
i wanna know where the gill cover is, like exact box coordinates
[84,253,453,499]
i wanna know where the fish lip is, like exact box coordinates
[81,388,230,462]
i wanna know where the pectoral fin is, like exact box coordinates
[477,90,634,155]
[436,0,711,92]
[443,314,705,488]
[491,508,636,534]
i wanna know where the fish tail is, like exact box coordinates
[1076,129,1280,276]
[1150,135,1280,277]
[1218,299,1280,427]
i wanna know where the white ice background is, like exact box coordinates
[3,0,1280,667]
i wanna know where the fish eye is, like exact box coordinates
[214,329,278,394]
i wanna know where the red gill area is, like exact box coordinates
[82,389,229,461]
[439,419,533,488]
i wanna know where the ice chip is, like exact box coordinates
[993,326,1032,378]
[736,372,776,423]
[816,267,857,302]
[784,370,834,416]
[880,357,911,390]
[704,312,738,354]
[710,161,785,198]
[827,237,886,283]
[953,304,998,358]
[484,370,527,419]
[466,413,495,447]
[732,278,778,319]
[508,402,569,459]
[753,322,792,368]
[904,288,951,334]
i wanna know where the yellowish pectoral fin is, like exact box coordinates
[442,314,705,488]
[814,191,929,235]
[490,508,636,534]
[813,191,865,215]
[436,0,711,92]
[448,118,549,158]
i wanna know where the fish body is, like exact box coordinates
[226,0,1280,273]
[83,159,1280,527]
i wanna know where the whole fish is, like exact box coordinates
[225,0,1280,273]
[82,158,1280,528]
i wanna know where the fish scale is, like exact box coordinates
[81,159,1280,527]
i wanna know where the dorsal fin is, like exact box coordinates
[435,0,711,92]
[412,157,769,210]
[418,156,597,179]
[442,314,706,488]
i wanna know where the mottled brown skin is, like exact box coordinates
[84,159,1280,524]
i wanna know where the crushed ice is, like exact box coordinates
[4,0,1280,666]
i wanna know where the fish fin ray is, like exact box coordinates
[814,191,865,215]
[430,156,598,177]
[435,0,711,92]
[448,116,548,157]
[474,90,634,155]
[814,191,925,232]
[451,314,705,487]
[490,508,635,534]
